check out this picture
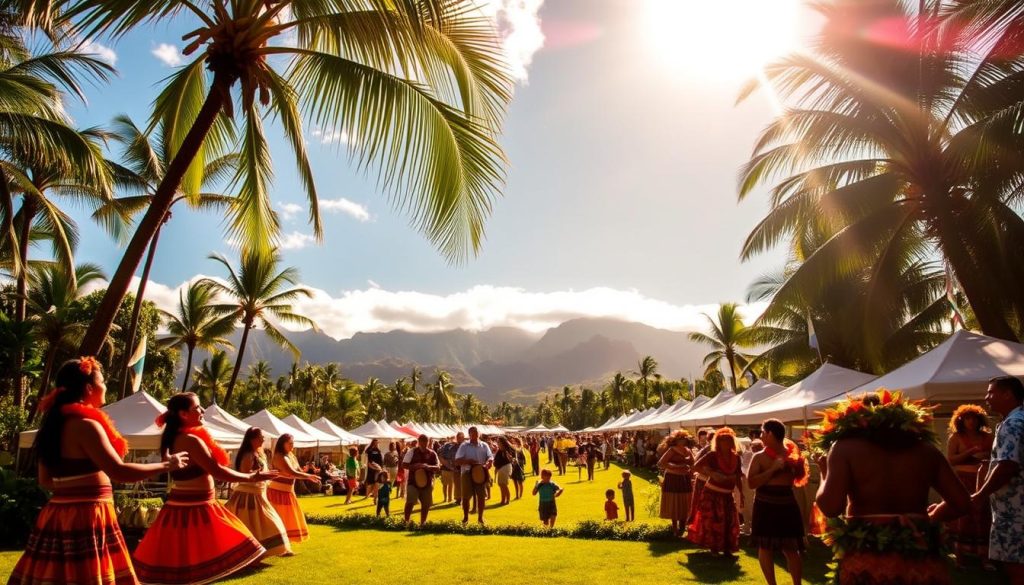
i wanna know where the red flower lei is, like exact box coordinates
[182,426,229,466]
[61,403,128,457]
[764,438,810,488]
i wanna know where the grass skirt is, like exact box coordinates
[687,486,739,553]
[132,489,264,585]
[659,473,692,521]
[267,480,309,543]
[951,469,989,558]
[225,483,291,557]
[838,553,950,585]
[7,484,138,585]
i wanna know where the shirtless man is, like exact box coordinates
[816,394,970,584]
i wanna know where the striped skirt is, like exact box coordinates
[7,484,138,585]
[267,479,308,543]
[132,489,264,585]
[224,483,291,557]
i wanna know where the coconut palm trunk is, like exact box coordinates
[223,318,253,408]
[181,344,195,393]
[118,219,164,398]
[10,197,38,406]
[79,74,231,356]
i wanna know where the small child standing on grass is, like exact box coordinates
[376,471,392,517]
[532,469,563,528]
[618,470,635,521]
[344,447,360,505]
[604,489,619,520]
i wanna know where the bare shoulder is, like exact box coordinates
[750,451,770,468]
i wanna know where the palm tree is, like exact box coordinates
[633,355,659,405]
[98,114,237,397]
[74,0,515,357]
[246,360,273,403]
[459,393,480,423]
[386,377,418,422]
[199,249,317,408]
[25,262,104,419]
[738,0,1024,341]
[607,372,629,416]
[425,369,456,422]
[690,303,753,392]
[190,349,232,405]
[360,377,385,420]
[157,281,236,393]
[335,383,367,428]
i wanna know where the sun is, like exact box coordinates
[642,0,801,81]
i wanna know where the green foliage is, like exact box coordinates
[0,469,47,549]
[0,397,28,452]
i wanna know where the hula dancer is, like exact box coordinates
[747,419,808,585]
[945,404,994,569]
[268,434,321,543]
[688,427,743,557]
[815,389,970,585]
[225,427,292,557]
[133,393,274,585]
[657,429,694,537]
[9,358,189,585]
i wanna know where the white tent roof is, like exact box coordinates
[523,424,550,434]
[19,392,244,450]
[726,364,876,425]
[815,330,1024,408]
[690,380,788,427]
[632,399,692,429]
[622,403,673,430]
[658,395,712,425]
[203,404,251,433]
[609,408,655,430]
[310,417,370,445]
[283,414,343,447]
[549,424,570,433]
[242,410,319,448]
[595,413,630,431]
[350,420,410,440]
[677,390,737,424]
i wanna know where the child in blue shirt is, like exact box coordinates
[618,470,635,521]
[532,469,564,527]
[376,471,392,517]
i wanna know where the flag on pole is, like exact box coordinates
[945,262,966,329]
[806,313,819,350]
[127,335,147,394]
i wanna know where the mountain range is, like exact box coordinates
[184,318,708,404]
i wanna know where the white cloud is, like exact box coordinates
[81,41,117,66]
[476,0,546,81]
[276,231,318,250]
[321,198,370,222]
[310,127,349,145]
[152,43,184,67]
[278,202,303,220]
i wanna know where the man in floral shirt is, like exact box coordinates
[974,376,1024,585]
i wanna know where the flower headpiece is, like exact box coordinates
[155,412,168,427]
[78,356,100,376]
[811,389,936,455]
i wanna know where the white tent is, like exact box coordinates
[283,414,343,448]
[204,404,251,433]
[549,424,570,433]
[350,420,409,440]
[676,390,737,424]
[632,398,692,430]
[523,424,550,434]
[242,410,319,448]
[608,408,655,431]
[310,417,370,445]
[813,330,1024,409]
[621,403,673,430]
[726,364,876,425]
[595,414,629,432]
[19,392,244,450]
[690,380,787,427]
[657,395,711,426]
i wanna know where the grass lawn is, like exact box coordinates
[0,462,1007,584]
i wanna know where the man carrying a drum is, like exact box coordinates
[455,426,494,524]
[402,434,442,526]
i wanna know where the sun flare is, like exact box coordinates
[642,0,801,81]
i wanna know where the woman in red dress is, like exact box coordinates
[8,357,189,585]
[133,393,276,585]
[687,427,743,557]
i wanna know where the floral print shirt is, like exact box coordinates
[989,406,1024,562]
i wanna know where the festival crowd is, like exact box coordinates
[7,357,1024,585]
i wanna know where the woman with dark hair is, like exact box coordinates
[947,404,995,569]
[512,437,527,498]
[688,427,743,556]
[493,436,515,505]
[269,434,320,544]
[364,438,384,502]
[657,429,695,537]
[133,393,274,585]
[225,427,292,558]
[9,358,189,585]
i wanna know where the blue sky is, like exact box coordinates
[55,0,819,339]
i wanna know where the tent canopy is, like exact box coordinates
[818,330,1024,407]
[242,410,319,448]
[349,420,409,440]
[676,390,736,424]
[310,418,370,445]
[204,404,251,433]
[658,395,711,426]
[726,364,876,425]
[689,380,787,427]
[283,414,343,447]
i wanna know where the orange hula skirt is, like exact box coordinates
[267,478,308,543]
[224,483,292,557]
[838,552,951,585]
[8,484,138,585]
[132,489,264,585]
